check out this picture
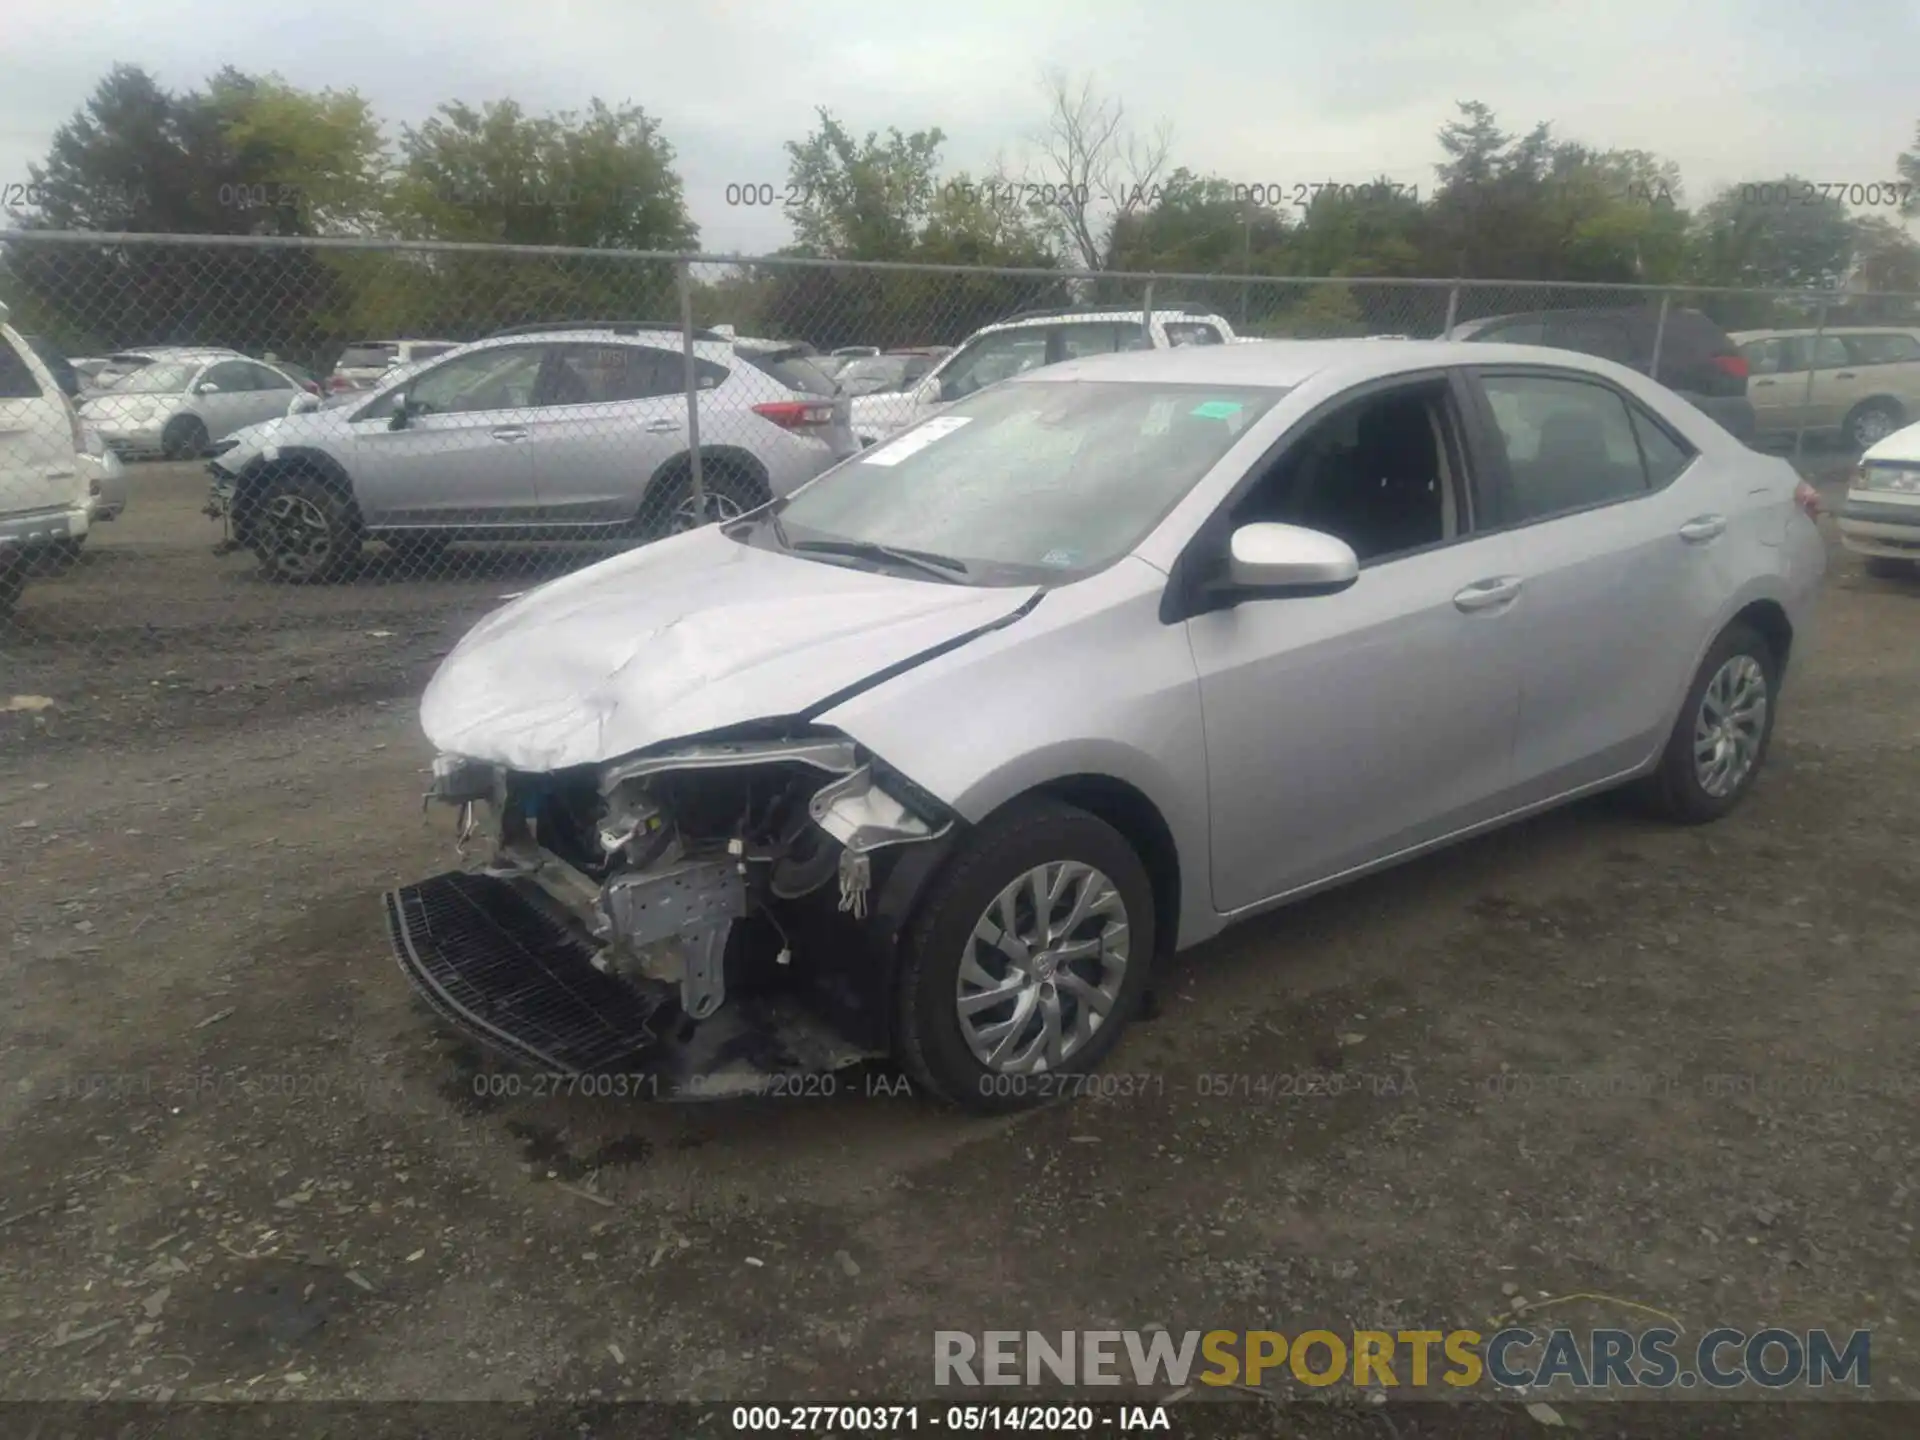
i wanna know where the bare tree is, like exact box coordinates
[1025,70,1173,271]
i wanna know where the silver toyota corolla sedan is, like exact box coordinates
[387,339,1826,1111]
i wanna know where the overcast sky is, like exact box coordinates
[3,0,1916,253]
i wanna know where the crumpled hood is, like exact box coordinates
[421,524,1042,772]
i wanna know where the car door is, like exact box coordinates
[1467,367,1729,802]
[1744,338,1804,434]
[1800,334,1856,431]
[343,344,546,526]
[517,343,705,524]
[1184,372,1526,912]
[237,361,300,429]
[193,361,266,439]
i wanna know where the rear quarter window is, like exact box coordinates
[741,350,837,396]
[0,335,45,399]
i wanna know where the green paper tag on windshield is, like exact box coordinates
[1190,400,1243,419]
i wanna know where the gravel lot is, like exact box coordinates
[2,455,1917,1430]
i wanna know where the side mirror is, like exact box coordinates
[196,382,219,395]
[1221,522,1359,595]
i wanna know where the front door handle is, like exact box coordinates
[1679,514,1726,543]
[490,427,529,442]
[1755,379,1775,388]
[1453,576,1523,612]
[1836,371,1856,380]
[642,418,680,434]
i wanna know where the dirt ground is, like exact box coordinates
[2,455,1918,1428]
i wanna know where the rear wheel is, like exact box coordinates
[162,414,209,461]
[1844,399,1903,451]
[246,473,362,583]
[893,798,1155,1114]
[652,460,770,537]
[1638,621,1779,824]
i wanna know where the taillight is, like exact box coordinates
[752,400,837,431]
[1794,480,1821,520]
[1712,353,1750,381]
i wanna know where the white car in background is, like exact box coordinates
[849,307,1239,445]
[1838,418,1920,577]
[80,351,313,460]
[0,302,92,613]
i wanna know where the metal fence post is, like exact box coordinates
[1649,292,1671,383]
[1792,300,1828,464]
[1442,283,1461,338]
[1141,281,1154,346]
[677,258,705,513]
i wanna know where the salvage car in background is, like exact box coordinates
[327,339,461,393]
[1732,328,1920,450]
[206,323,855,580]
[80,352,311,459]
[1837,416,1920,576]
[387,338,1824,1111]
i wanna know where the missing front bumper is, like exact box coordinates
[384,870,877,1097]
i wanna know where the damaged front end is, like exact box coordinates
[384,732,954,1097]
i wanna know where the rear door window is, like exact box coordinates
[1478,372,1651,523]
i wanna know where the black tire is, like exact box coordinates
[1863,555,1918,580]
[1844,399,1903,452]
[1638,621,1780,825]
[0,558,24,618]
[162,414,209,461]
[894,798,1156,1114]
[385,534,451,573]
[246,472,362,584]
[653,461,770,538]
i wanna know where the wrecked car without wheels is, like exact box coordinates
[388,339,1825,1112]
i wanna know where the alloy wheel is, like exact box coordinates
[260,492,336,579]
[956,860,1130,1074]
[1693,654,1768,798]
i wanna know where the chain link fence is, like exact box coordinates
[3,230,1917,752]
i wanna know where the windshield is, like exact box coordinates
[836,356,916,395]
[106,360,200,394]
[773,379,1286,580]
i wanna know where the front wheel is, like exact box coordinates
[246,474,362,583]
[162,415,209,461]
[893,798,1155,1113]
[1638,622,1779,824]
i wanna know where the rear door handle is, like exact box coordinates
[1679,514,1726,543]
[642,418,680,433]
[490,427,529,442]
[1836,372,1856,380]
[1453,576,1523,612]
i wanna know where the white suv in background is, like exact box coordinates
[849,306,1240,444]
[328,339,463,393]
[0,304,93,614]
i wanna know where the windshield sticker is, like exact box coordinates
[1190,400,1244,420]
[860,415,974,467]
[1040,547,1081,567]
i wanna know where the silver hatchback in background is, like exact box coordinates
[206,323,855,580]
[80,351,310,459]
[385,338,1825,1111]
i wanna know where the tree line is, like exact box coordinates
[3,64,1918,362]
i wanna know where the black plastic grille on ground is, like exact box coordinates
[384,870,667,1074]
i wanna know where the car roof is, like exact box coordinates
[1730,326,1920,340]
[113,348,243,362]
[413,330,738,361]
[1007,336,1652,390]
[975,308,1233,337]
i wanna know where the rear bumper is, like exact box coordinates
[384,870,876,1098]
[0,502,89,556]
